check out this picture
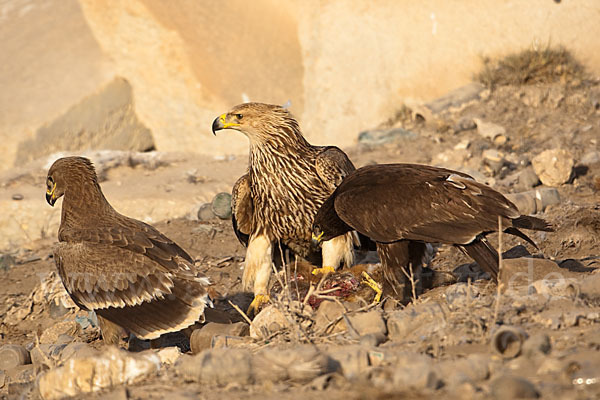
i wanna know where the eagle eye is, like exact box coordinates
[235,114,243,120]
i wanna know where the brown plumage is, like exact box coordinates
[46,157,211,342]
[313,163,553,301]
[212,103,356,311]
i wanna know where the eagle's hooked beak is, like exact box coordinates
[46,183,57,207]
[212,113,239,135]
[311,231,324,247]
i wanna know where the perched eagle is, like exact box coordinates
[212,103,356,313]
[313,164,553,301]
[46,157,211,343]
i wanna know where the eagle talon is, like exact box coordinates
[312,266,336,276]
[247,294,270,316]
[361,271,382,303]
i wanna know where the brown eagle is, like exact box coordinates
[212,103,356,313]
[46,157,211,343]
[312,164,553,301]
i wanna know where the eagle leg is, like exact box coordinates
[243,234,273,315]
[313,232,355,275]
[361,271,382,303]
[247,294,271,316]
[312,266,336,275]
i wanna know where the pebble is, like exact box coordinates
[40,320,80,344]
[452,117,476,134]
[490,375,539,399]
[531,149,574,186]
[327,346,370,379]
[313,300,346,334]
[483,149,506,175]
[249,305,289,339]
[387,301,449,341]
[177,346,337,385]
[503,166,540,191]
[344,310,387,338]
[504,187,560,215]
[197,203,216,221]
[189,322,249,353]
[156,346,182,365]
[0,344,31,370]
[426,82,485,114]
[11,193,24,201]
[474,118,506,142]
[521,333,552,357]
[0,254,16,271]
[37,346,160,400]
[211,192,232,220]
[490,325,528,359]
[500,257,577,295]
[437,354,491,387]
[357,128,417,147]
[368,352,442,391]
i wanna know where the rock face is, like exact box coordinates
[15,78,154,165]
[2,0,600,168]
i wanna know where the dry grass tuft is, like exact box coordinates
[477,45,586,88]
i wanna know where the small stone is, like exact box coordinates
[197,203,216,221]
[11,193,24,201]
[580,151,600,166]
[0,254,17,271]
[40,320,81,344]
[387,302,448,341]
[474,118,506,141]
[483,149,506,175]
[579,274,600,300]
[156,346,182,364]
[453,138,471,150]
[500,257,576,295]
[177,346,337,385]
[249,305,290,339]
[358,128,417,147]
[211,192,232,219]
[313,300,346,334]
[327,346,370,379]
[344,310,387,339]
[38,348,160,399]
[490,326,527,359]
[532,149,574,186]
[490,375,539,399]
[190,322,249,353]
[426,83,485,113]
[507,167,540,191]
[453,117,476,134]
[0,344,31,370]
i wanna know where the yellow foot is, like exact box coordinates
[312,266,336,276]
[361,271,383,303]
[247,294,270,315]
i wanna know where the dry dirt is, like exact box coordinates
[1,74,599,399]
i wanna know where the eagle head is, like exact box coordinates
[212,102,304,145]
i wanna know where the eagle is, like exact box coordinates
[312,164,553,301]
[212,103,356,313]
[45,156,211,344]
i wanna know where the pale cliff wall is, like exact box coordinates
[1,0,598,170]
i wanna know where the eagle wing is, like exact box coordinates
[333,164,519,244]
[55,223,210,339]
[231,173,253,246]
[315,146,356,191]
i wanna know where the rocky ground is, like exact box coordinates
[1,54,600,399]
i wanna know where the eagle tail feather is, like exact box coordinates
[460,239,499,281]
